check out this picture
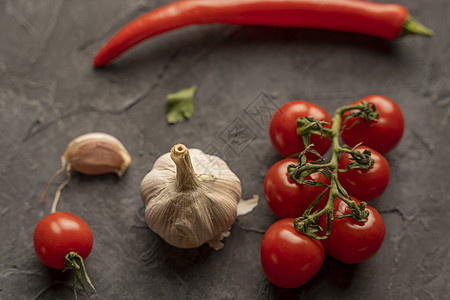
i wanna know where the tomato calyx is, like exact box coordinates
[334,197,369,221]
[296,116,332,147]
[294,214,326,237]
[287,145,330,187]
[64,252,96,298]
[338,144,374,171]
[341,101,379,132]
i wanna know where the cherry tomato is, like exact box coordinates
[260,218,325,288]
[338,145,390,202]
[270,100,332,159]
[264,158,329,218]
[319,197,385,264]
[341,95,404,154]
[34,212,93,270]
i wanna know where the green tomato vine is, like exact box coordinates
[288,101,379,239]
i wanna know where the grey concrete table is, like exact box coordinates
[1,1,448,299]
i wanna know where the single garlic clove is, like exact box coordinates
[63,132,131,177]
[41,132,132,213]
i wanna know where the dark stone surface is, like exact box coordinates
[1,0,448,299]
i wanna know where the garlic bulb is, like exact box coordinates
[140,144,242,250]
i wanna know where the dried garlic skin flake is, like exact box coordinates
[140,144,242,250]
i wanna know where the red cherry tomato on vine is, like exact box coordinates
[34,212,93,269]
[341,95,404,154]
[270,100,332,159]
[318,197,385,264]
[260,218,325,288]
[264,158,329,218]
[338,145,390,202]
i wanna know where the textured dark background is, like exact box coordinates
[1,0,449,299]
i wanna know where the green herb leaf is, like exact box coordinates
[166,85,197,124]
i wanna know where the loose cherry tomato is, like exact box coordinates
[264,158,329,218]
[338,145,390,202]
[270,100,332,159]
[34,212,93,269]
[341,95,404,154]
[318,197,385,264]
[260,218,325,288]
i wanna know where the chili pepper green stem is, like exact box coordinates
[401,15,434,37]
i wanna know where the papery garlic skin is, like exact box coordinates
[63,132,131,177]
[140,144,242,249]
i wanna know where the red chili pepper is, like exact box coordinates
[93,0,433,67]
